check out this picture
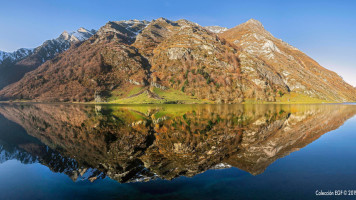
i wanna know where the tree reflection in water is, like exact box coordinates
[0,104,355,183]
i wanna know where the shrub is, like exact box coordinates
[278,91,284,97]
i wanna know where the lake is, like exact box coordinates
[0,103,355,200]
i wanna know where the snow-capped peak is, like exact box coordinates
[118,20,150,36]
[0,27,96,65]
[77,27,89,33]
[58,27,96,43]
[0,48,34,63]
[97,20,149,41]
[59,31,71,40]
[0,51,8,61]
[122,19,148,24]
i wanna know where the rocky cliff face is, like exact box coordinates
[0,18,355,103]
[219,19,356,102]
[0,104,355,182]
[0,28,95,90]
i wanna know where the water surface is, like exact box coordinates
[0,103,355,200]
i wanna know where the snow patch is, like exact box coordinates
[211,163,232,169]
[205,26,228,34]
[0,48,34,63]
[59,27,96,43]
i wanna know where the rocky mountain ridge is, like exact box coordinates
[0,27,96,90]
[0,48,34,64]
[219,19,356,102]
[0,18,355,103]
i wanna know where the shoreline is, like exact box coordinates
[0,100,353,105]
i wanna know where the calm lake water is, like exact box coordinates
[0,103,355,200]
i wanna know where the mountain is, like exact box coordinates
[132,18,246,103]
[0,27,96,90]
[0,48,33,63]
[0,48,34,90]
[0,18,355,103]
[219,19,356,102]
[0,20,150,102]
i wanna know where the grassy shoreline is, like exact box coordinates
[0,100,348,105]
[0,91,351,105]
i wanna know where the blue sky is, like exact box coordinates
[0,0,355,86]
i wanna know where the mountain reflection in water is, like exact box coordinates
[0,104,355,183]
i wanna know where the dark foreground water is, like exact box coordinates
[0,103,355,200]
